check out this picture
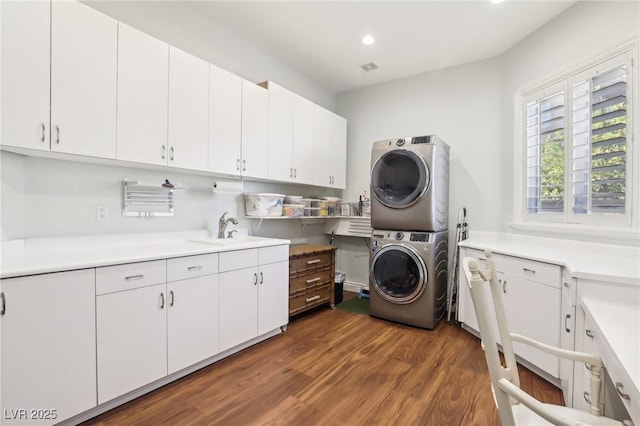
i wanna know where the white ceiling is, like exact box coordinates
[189,1,577,93]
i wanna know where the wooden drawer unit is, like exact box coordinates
[289,244,336,316]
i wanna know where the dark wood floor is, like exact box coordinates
[84,294,562,425]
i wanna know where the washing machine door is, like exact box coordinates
[371,149,430,208]
[370,244,427,304]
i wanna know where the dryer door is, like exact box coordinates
[370,244,427,304]
[371,149,430,208]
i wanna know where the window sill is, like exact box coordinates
[508,221,640,246]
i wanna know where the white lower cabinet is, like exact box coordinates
[96,282,167,404]
[458,247,561,378]
[96,255,220,403]
[219,246,289,352]
[1,269,97,425]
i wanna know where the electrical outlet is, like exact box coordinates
[96,205,107,221]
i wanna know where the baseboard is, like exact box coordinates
[343,280,366,293]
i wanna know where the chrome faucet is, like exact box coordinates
[218,212,239,239]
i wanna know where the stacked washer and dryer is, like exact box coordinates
[369,135,449,329]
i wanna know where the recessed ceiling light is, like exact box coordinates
[362,35,375,45]
[361,62,378,72]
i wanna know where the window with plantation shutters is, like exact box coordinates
[521,48,634,226]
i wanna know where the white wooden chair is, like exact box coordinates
[462,251,629,426]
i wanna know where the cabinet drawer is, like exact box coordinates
[504,256,561,287]
[290,252,332,274]
[290,268,332,295]
[219,248,258,272]
[96,260,166,295]
[289,284,330,315]
[462,248,504,272]
[167,253,218,282]
[259,245,289,265]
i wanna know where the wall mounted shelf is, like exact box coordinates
[122,178,188,218]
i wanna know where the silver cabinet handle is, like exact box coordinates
[290,168,293,178]
[293,168,297,178]
[169,146,174,161]
[253,273,257,286]
[41,123,46,142]
[236,159,240,171]
[522,268,536,274]
[125,274,144,281]
[306,295,321,303]
[160,292,165,309]
[615,382,631,401]
[161,145,166,160]
[585,329,594,338]
[187,265,203,271]
[260,271,264,284]
[500,279,507,293]
[55,125,60,144]
[583,391,592,404]
[307,259,322,265]
[564,314,571,333]
[1,292,5,315]
[169,290,175,307]
[306,277,321,284]
[242,159,246,171]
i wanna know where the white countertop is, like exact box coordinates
[0,231,290,279]
[459,232,640,286]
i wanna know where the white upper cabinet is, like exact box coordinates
[51,1,118,158]
[168,46,209,171]
[1,1,50,151]
[209,64,243,175]
[314,106,347,189]
[292,94,315,185]
[263,81,315,185]
[240,81,269,179]
[265,82,294,182]
[117,23,169,166]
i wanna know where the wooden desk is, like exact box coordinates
[288,244,336,316]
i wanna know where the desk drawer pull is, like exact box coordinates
[306,295,321,303]
[306,259,322,265]
[125,274,144,281]
[522,268,536,274]
[585,329,594,338]
[615,382,631,401]
[306,277,321,284]
[187,265,203,271]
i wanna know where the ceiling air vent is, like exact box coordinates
[360,62,378,72]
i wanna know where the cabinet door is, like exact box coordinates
[258,261,289,335]
[560,288,576,406]
[218,268,258,352]
[1,270,97,423]
[50,1,117,158]
[167,46,209,171]
[167,275,219,374]
[0,0,50,151]
[330,113,348,189]
[97,284,167,404]
[504,274,561,377]
[241,81,269,178]
[292,95,315,184]
[267,82,294,182]
[313,105,333,187]
[117,23,169,166]
[209,65,242,175]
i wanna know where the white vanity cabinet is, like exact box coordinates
[116,23,170,166]
[167,46,210,172]
[1,269,97,425]
[458,247,562,379]
[2,0,118,158]
[218,246,289,352]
